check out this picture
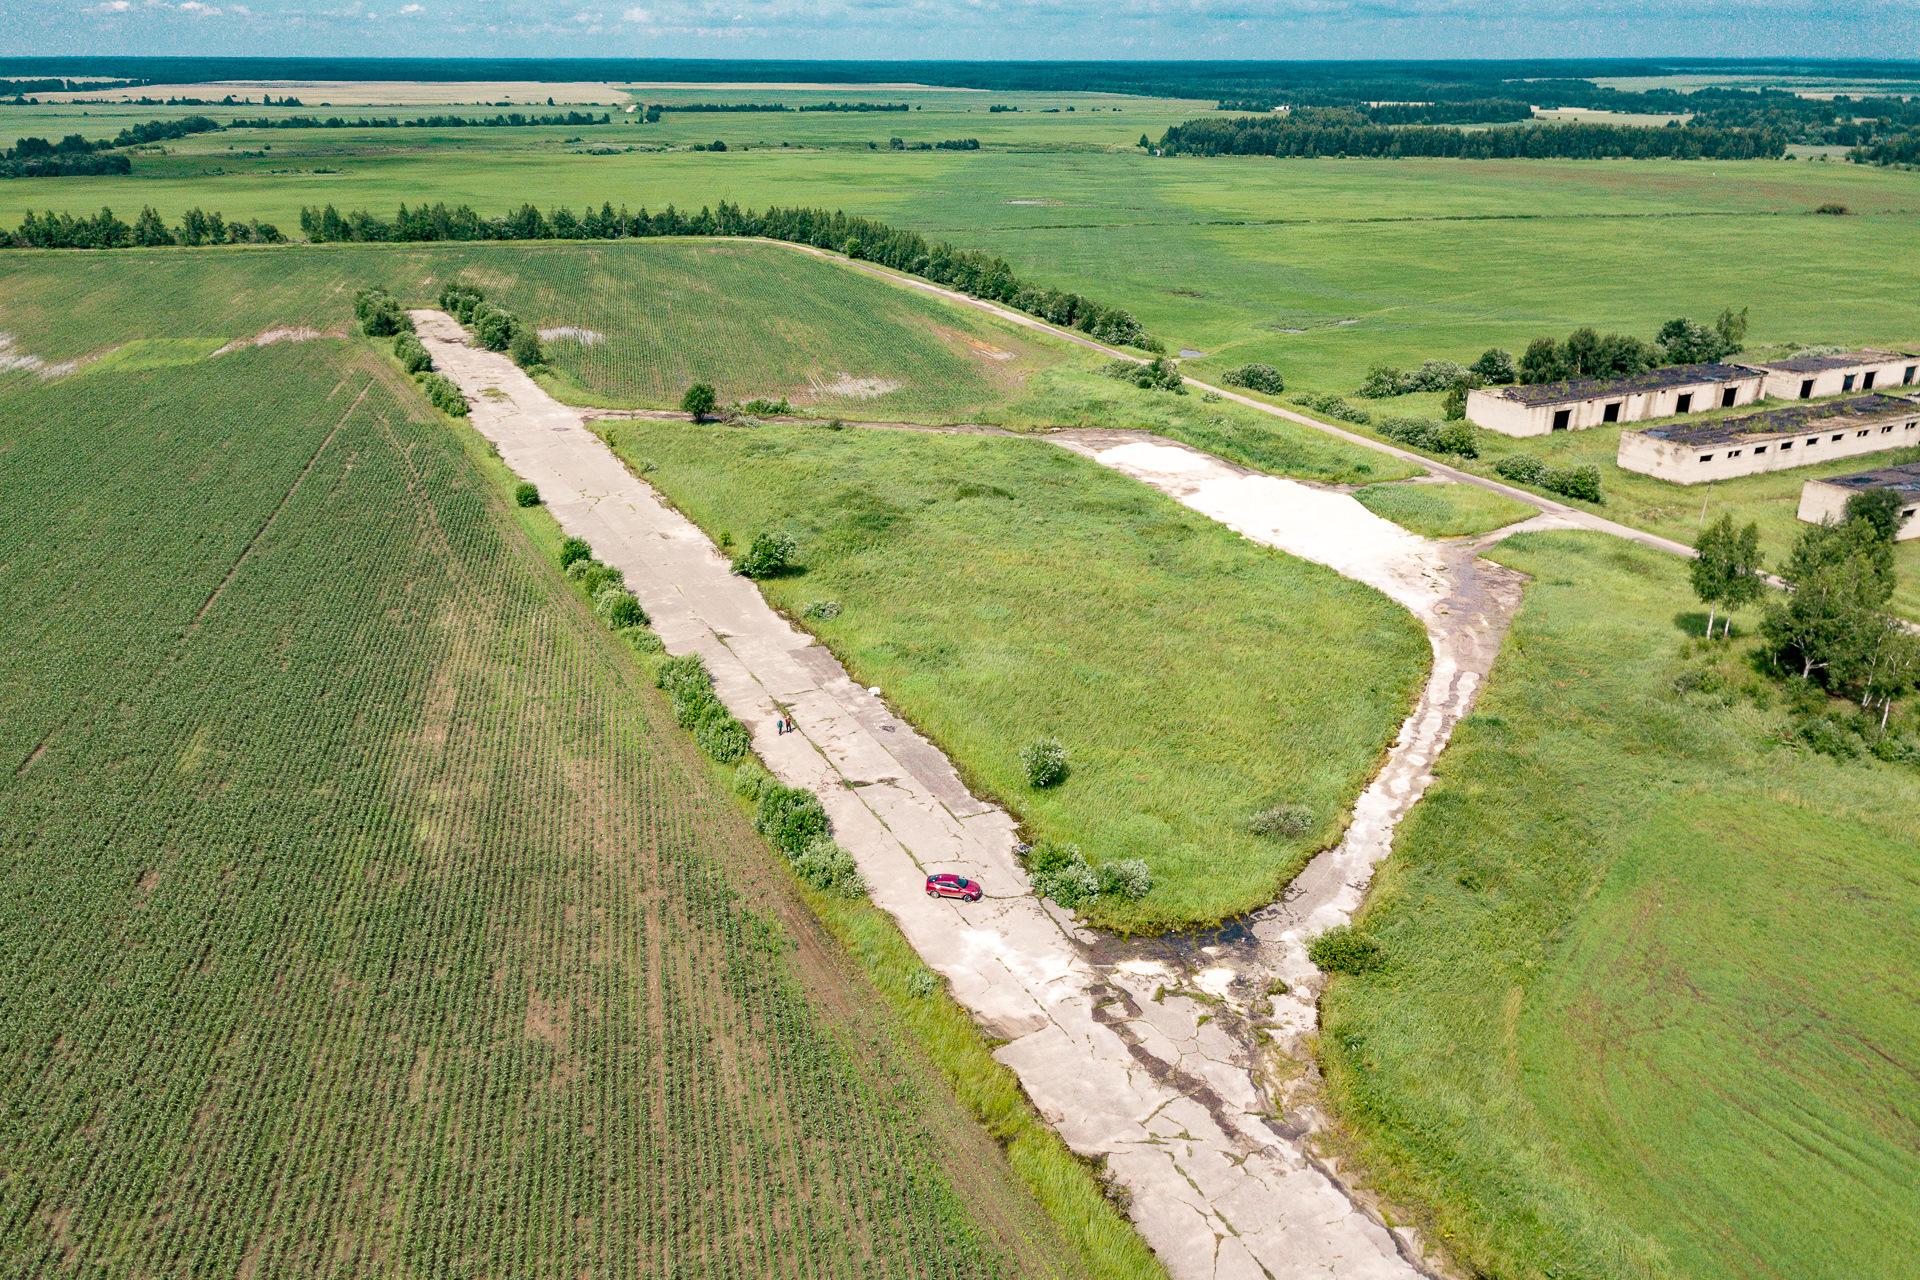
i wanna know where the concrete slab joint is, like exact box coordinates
[414,308,1521,1280]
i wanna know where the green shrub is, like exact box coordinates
[731,531,797,579]
[558,536,591,569]
[394,331,432,374]
[593,586,648,630]
[1376,417,1479,459]
[905,967,940,997]
[1292,391,1371,425]
[1249,804,1315,838]
[1309,925,1385,975]
[794,837,867,899]
[682,382,718,421]
[754,783,832,856]
[694,715,751,765]
[1034,859,1100,909]
[354,286,411,338]
[1543,464,1604,504]
[575,560,624,595]
[420,373,467,418]
[655,652,711,697]
[509,327,545,370]
[1221,363,1285,394]
[1869,731,1920,764]
[738,397,793,416]
[733,758,774,800]
[438,282,484,323]
[471,302,516,352]
[1799,715,1863,760]
[1494,454,1547,485]
[514,481,540,507]
[802,599,843,620]
[1020,737,1069,788]
[1096,858,1154,901]
[1103,356,1185,393]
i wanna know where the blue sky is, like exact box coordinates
[5,0,1918,62]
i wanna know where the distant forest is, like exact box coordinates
[4,58,1918,167]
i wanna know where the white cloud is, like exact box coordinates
[90,0,132,10]
[399,3,422,10]
[621,6,649,18]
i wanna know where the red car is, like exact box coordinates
[925,873,983,902]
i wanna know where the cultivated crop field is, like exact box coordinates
[1318,531,1920,1280]
[606,418,1428,929]
[0,339,1074,1279]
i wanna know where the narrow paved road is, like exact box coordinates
[415,310,1448,1280]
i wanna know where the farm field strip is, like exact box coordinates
[415,311,1440,1280]
[0,341,1028,1279]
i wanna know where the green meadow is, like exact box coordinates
[604,417,1428,930]
[1319,531,1920,1280]
[1350,480,1537,538]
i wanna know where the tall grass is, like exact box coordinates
[1319,530,1920,1280]
[611,419,1426,929]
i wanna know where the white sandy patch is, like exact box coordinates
[211,328,325,357]
[0,333,44,374]
[539,326,606,345]
[1112,958,1175,979]
[1085,442,1451,617]
[805,372,903,400]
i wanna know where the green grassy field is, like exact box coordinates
[0,335,1138,1280]
[1351,480,1536,537]
[0,239,1067,420]
[9,104,1915,406]
[606,418,1428,930]
[1318,531,1920,1280]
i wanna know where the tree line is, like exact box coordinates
[649,101,909,113]
[226,111,611,131]
[1157,114,1788,161]
[6,205,284,248]
[1217,99,1536,125]
[294,198,1155,348]
[4,114,219,177]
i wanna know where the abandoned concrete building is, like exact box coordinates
[1465,363,1765,437]
[1798,462,1920,539]
[1615,393,1920,484]
[1746,349,1919,401]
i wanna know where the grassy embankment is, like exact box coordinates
[0,327,1160,1278]
[1318,530,1920,1280]
[606,417,1428,930]
[1351,480,1536,538]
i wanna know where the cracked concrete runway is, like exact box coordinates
[414,310,1521,1280]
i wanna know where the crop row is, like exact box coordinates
[0,345,1007,1277]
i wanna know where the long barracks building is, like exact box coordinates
[1464,363,1764,437]
[1615,394,1920,485]
[1798,462,1920,540]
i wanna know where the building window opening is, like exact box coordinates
[1675,393,1693,414]
[1602,402,1621,423]
[1721,387,1738,408]
[1863,371,1877,390]
[1883,425,1894,433]
[1859,430,1870,437]
[1552,409,1571,431]
[1904,365,1916,385]
[1753,445,1768,454]
[1843,373,1857,391]
[1780,441,1793,450]
[1698,454,1714,463]
[1800,379,1816,398]
[1728,449,1742,457]
[1807,437,1820,445]
[1833,434,1845,441]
